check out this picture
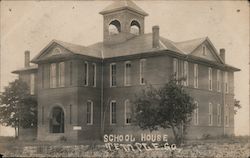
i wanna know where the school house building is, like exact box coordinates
[12,0,240,141]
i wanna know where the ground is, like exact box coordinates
[0,136,249,157]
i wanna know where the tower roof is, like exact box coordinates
[99,0,148,16]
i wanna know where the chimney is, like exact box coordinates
[152,25,160,48]
[24,50,30,67]
[219,48,225,62]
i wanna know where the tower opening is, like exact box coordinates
[130,20,140,35]
[109,20,121,35]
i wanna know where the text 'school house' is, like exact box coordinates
[13,0,240,141]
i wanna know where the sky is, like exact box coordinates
[0,0,249,136]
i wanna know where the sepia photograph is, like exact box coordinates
[0,0,249,157]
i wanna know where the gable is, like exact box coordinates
[32,41,76,63]
[191,42,216,61]
[39,44,72,59]
[190,39,224,64]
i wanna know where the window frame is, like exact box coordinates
[50,63,57,88]
[208,67,212,91]
[110,63,117,87]
[41,65,45,88]
[69,61,73,86]
[140,59,146,85]
[58,62,65,87]
[110,100,117,125]
[173,58,178,79]
[224,71,228,93]
[208,103,213,126]
[92,63,96,87]
[183,61,189,86]
[69,104,72,124]
[124,61,132,86]
[225,104,229,127]
[194,64,198,88]
[194,101,199,125]
[125,99,132,125]
[84,61,89,86]
[42,106,44,125]
[217,104,221,126]
[217,69,221,92]
[86,100,93,125]
[202,45,206,56]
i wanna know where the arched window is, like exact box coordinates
[130,20,140,35]
[52,48,61,55]
[50,106,64,133]
[109,20,121,35]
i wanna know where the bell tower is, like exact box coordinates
[99,0,148,45]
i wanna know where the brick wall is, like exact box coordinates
[35,49,236,141]
[102,53,236,138]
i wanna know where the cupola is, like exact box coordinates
[99,0,148,45]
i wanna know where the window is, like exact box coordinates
[173,58,178,79]
[84,62,88,86]
[69,104,72,124]
[87,101,93,125]
[110,63,117,87]
[194,64,198,88]
[42,65,45,88]
[183,61,188,86]
[208,67,212,91]
[130,20,140,35]
[50,63,56,88]
[109,20,121,35]
[30,73,35,95]
[124,61,131,86]
[202,45,206,56]
[217,70,221,92]
[110,101,116,124]
[92,63,96,87]
[224,72,228,93]
[58,62,65,87]
[225,104,229,127]
[50,107,64,133]
[42,106,44,125]
[217,104,221,126]
[70,62,73,85]
[125,100,132,125]
[140,59,146,85]
[209,103,213,126]
[193,101,199,125]
[52,48,61,55]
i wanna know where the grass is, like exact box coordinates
[0,135,249,157]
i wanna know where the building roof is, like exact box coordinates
[16,33,239,72]
[87,33,183,58]
[175,37,207,54]
[12,65,38,74]
[54,40,102,58]
[99,0,148,16]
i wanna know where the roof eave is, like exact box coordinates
[99,7,148,16]
[11,68,38,74]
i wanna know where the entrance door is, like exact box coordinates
[50,107,64,133]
